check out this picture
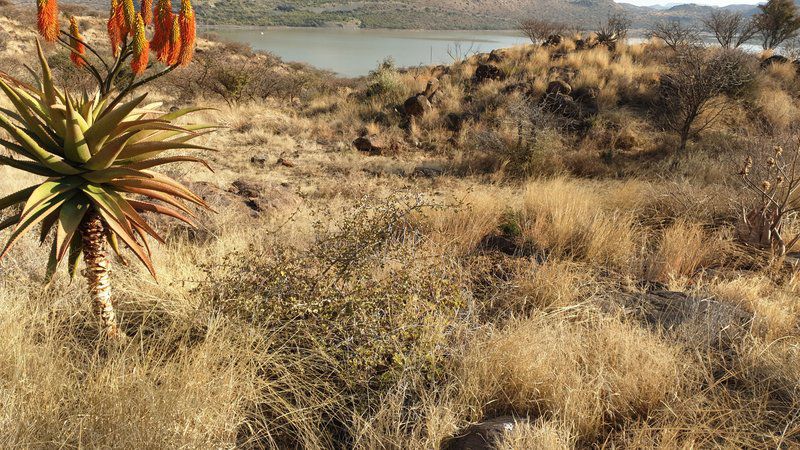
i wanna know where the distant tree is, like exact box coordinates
[703,10,758,48]
[658,48,756,154]
[605,13,632,41]
[754,0,800,49]
[648,20,700,51]
[519,19,568,44]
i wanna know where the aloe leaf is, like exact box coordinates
[85,93,148,151]
[96,207,157,279]
[117,141,216,161]
[127,156,213,172]
[82,133,134,170]
[0,214,20,232]
[55,195,90,260]
[0,155,60,177]
[128,199,197,228]
[44,239,59,284]
[19,178,84,222]
[0,186,37,213]
[64,95,92,163]
[82,184,136,239]
[81,168,155,184]
[0,114,82,175]
[0,191,76,260]
[67,234,82,280]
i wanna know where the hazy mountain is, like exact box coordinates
[7,0,766,30]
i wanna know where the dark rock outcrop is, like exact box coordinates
[761,54,789,69]
[475,63,505,83]
[441,416,527,450]
[544,34,562,46]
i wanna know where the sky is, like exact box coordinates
[622,0,761,5]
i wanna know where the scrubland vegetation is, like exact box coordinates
[2,3,800,449]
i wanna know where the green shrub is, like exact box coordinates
[203,197,465,390]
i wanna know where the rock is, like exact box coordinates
[441,416,527,450]
[488,49,504,63]
[445,112,471,132]
[546,79,572,97]
[353,134,386,155]
[619,289,752,351]
[229,180,302,214]
[276,157,295,168]
[413,164,445,178]
[403,94,432,117]
[475,63,505,83]
[423,78,441,99]
[544,34,562,46]
[250,154,268,168]
[761,54,788,69]
[573,86,600,116]
[542,92,579,118]
[501,82,530,95]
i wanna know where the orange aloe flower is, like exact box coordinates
[36,0,60,43]
[122,0,137,36]
[141,0,154,25]
[107,0,124,56]
[131,13,150,75]
[68,16,86,68]
[152,0,174,60]
[167,15,182,66]
[177,0,195,66]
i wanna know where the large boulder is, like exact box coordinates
[403,94,433,117]
[475,63,505,83]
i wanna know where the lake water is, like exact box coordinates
[208,27,528,77]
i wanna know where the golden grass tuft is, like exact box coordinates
[458,310,683,441]
[519,178,637,270]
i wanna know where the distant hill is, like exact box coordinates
[192,0,768,29]
[7,0,765,30]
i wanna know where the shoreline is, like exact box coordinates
[199,24,524,34]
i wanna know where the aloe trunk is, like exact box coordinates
[80,210,123,339]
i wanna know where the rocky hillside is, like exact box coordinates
[8,0,765,29]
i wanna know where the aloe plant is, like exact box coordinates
[0,0,212,339]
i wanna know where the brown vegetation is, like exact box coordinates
[1,9,800,450]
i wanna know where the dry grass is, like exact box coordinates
[1,15,800,450]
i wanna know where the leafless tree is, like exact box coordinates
[605,13,632,41]
[738,144,800,256]
[703,10,759,48]
[657,48,756,154]
[647,20,700,51]
[754,0,800,49]
[519,19,568,44]
[446,42,478,63]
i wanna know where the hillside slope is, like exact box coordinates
[9,0,764,30]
